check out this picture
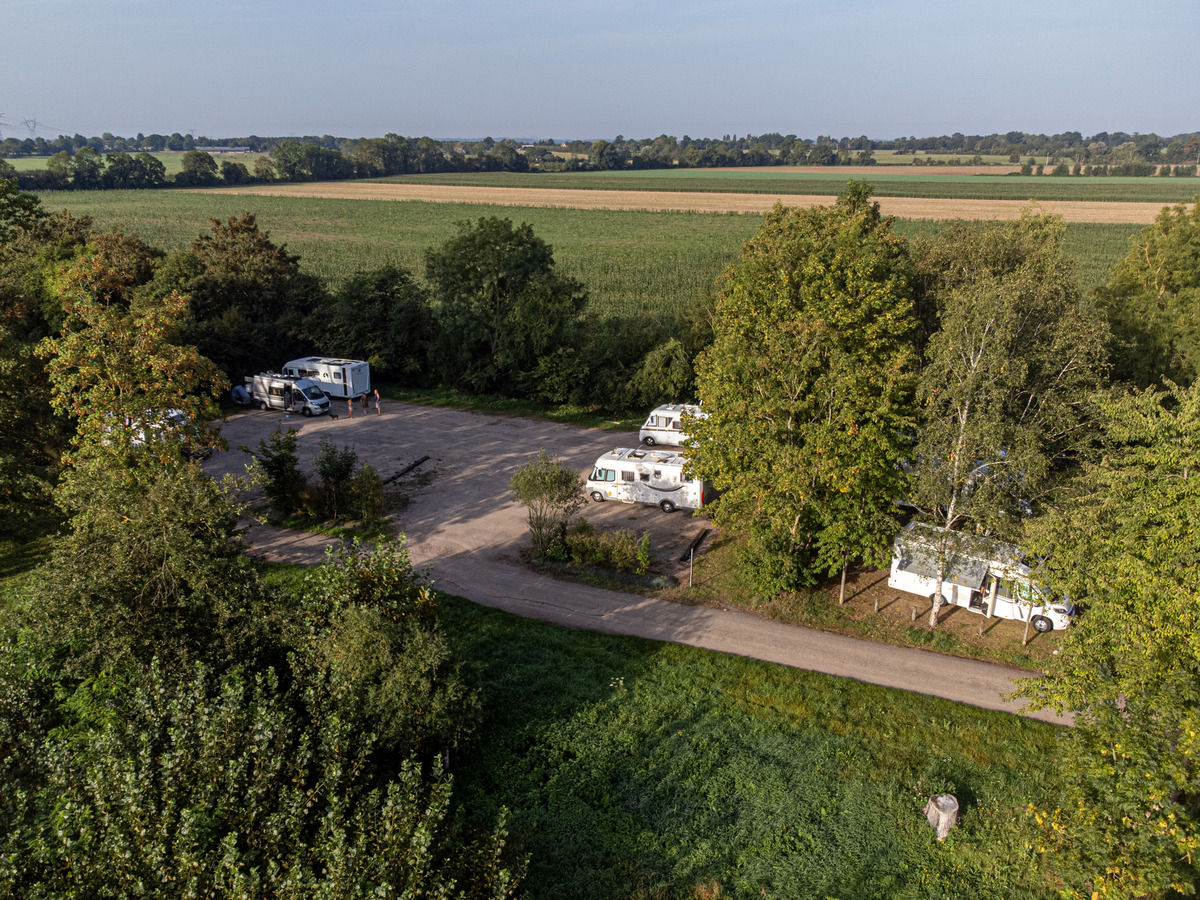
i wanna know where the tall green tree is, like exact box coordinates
[36,254,226,508]
[688,184,917,594]
[176,149,218,186]
[162,213,328,378]
[908,212,1108,625]
[326,265,435,382]
[1096,195,1200,387]
[425,217,587,393]
[1020,380,1200,898]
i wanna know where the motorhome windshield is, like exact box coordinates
[301,385,326,400]
[590,467,616,482]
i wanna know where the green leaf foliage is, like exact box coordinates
[1,660,514,900]
[688,183,916,593]
[425,217,587,393]
[910,213,1109,536]
[1020,380,1200,897]
[509,450,586,559]
[1097,195,1200,388]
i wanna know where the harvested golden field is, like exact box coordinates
[201,181,1172,224]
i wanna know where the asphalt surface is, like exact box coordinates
[208,400,1071,726]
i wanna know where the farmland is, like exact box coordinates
[367,167,1200,204]
[44,188,1146,319]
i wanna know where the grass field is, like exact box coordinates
[44,190,1144,317]
[440,593,1061,899]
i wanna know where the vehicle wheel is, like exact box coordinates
[257,400,268,411]
[643,436,656,446]
[1032,615,1053,633]
[660,499,676,513]
[590,491,605,502]
[302,407,312,417]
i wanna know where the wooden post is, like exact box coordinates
[911,606,917,622]
[924,794,959,841]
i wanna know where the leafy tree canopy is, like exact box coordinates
[688,183,917,593]
[1096,195,1200,388]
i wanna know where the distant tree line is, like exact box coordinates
[4,128,1198,191]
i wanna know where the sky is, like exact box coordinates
[5,0,1197,142]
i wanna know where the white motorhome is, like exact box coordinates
[244,373,331,417]
[638,403,706,447]
[282,357,371,400]
[887,522,1075,633]
[586,448,709,513]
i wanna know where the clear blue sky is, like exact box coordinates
[6,0,1197,141]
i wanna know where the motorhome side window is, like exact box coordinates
[639,473,650,482]
[621,471,635,482]
[334,372,342,381]
[269,386,284,398]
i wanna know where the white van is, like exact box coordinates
[282,357,371,400]
[244,373,331,417]
[887,522,1074,632]
[586,448,709,513]
[638,404,706,447]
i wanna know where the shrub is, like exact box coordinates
[509,450,585,558]
[349,461,384,526]
[315,439,358,522]
[243,426,306,517]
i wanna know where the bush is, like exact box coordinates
[349,462,384,526]
[509,450,585,558]
[315,439,358,522]
[242,426,305,517]
[563,520,654,573]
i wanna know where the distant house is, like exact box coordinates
[194,146,252,155]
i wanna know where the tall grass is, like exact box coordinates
[441,595,1061,899]
[44,191,1141,318]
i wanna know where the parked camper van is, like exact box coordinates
[244,373,331,417]
[586,448,708,513]
[282,357,371,400]
[888,522,1074,632]
[638,404,706,447]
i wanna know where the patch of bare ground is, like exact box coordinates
[660,549,1060,669]
[197,182,1171,224]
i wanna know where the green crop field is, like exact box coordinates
[442,594,1061,899]
[44,190,1144,318]
[373,169,1200,204]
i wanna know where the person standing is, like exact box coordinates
[360,391,369,413]
[373,388,381,415]
[347,396,353,419]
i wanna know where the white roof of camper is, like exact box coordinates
[286,357,368,367]
[599,448,689,468]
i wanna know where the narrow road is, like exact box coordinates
[216,403,1071,726]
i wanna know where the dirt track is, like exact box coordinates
[203,181,1174,224]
